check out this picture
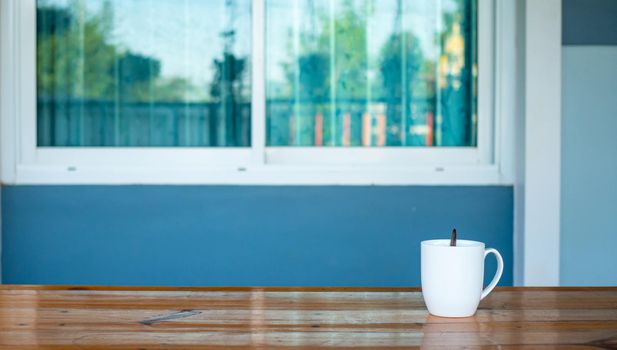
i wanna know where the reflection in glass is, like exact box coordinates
[266,0,477,147]
[37,0,251,147]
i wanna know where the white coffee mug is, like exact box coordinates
[421,239,503,317]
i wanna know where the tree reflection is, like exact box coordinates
[268,0,477,147]
[36,0,475,148]
[37,0,250,147]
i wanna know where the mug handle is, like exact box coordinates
[480,248,504,300]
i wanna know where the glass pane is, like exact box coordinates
[266,0,477,147]
[37,0,251,147]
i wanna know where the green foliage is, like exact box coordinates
[282,1,427,102]
[37,5,117,99]
[36,2,201,103]
[379,32,424,100]
[328,5,368,99]
[210,52,247,103]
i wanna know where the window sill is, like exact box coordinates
[9,163,508,186]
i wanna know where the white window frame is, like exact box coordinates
[1,0,515,185]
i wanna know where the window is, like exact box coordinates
[37,0,251,147]
[266,0,477,148]
[1,0,511,184]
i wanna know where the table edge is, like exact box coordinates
[1,285,616,292]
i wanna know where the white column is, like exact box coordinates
[523,0,562,286]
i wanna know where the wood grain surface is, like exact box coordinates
[0,285,616,349]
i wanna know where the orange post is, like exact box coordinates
[314,112,323,146]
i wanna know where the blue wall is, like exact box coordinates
[561,47,617,285]
[563,0,617,45]
[560,0,617,286]
[1,185,513,286]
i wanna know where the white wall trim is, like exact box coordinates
[522,0,561,286]
[0,0,17,283]
[495,0,517,185]
[0,0,17,184]
[0,0,517,186]
[513,0,526,286]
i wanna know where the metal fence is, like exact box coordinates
[37,99,252,147]
[37,97,454,147]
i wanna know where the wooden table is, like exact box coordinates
[0,286,616,349]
